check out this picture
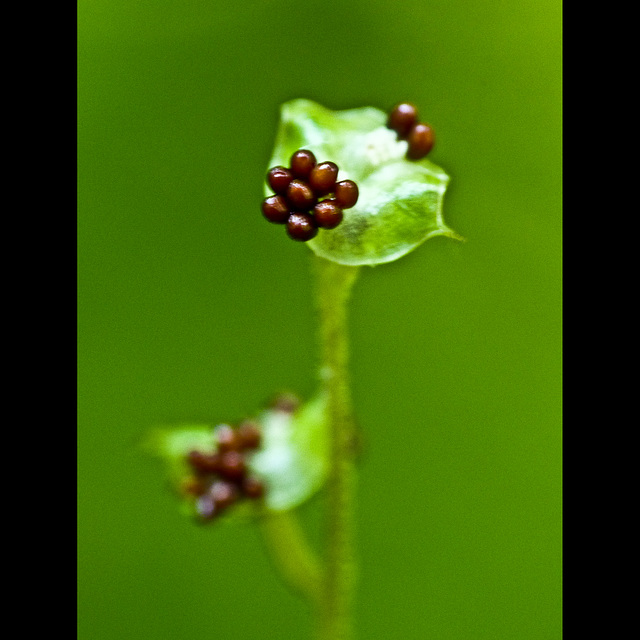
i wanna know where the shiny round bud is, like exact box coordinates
[215,424,240,452]
[406,123,435,160]
[286,212,318,242]
[210,480,240,510]
[387,102,418,139]
[308,161,339,196]
[269,392,301,413]
[262,195,290,224]
[187,450,222,474]
[267,166,294,195]
[313,199,343,229]
[286,179,317,211]
[236,421,262,450]
[181,475,207,496]
[242,476,265,499]
[334,180,359,209]
[289,149,317,179]
[217,450,246,481]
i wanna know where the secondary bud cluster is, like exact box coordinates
[387,102,435,160]
[182,421,265,522]
[262,149,360,242]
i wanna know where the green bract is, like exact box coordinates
[142,393,330,518]
[143,424,216,488]
[250,393,329,512]
[266,99,461,266]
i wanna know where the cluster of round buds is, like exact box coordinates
[182,421,265,522]
[387,102,435,160]
[262,149,360,242]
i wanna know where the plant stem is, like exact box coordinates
[313,255,361,640]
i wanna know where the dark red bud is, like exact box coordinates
[269,393,301,413]
[217,450,246,481]
[181,475,208,496]
[387,102,418,139]
[242,476,265,499]
[334,180,359,209]
[308,161,339,196]
[236,421,262,450]
[289,149,317,179]
[262,195,290,224]
[286,180,317,211]
[267,166,294,195]
[215,424,240,452]
[286,212,318,241]
[187,450,222,474]
[210,480,240,510]
[406,123,435,160]
[313,199,343,229]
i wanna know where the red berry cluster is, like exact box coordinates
[387,102,435,160]
[262,149,360,242]
[182,421,265,522]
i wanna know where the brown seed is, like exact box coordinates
[334,180,359,209]
[406,123,435,160]
[215,424,240,452]
[313,199,343,229]
[286,212,318,242]
[308,161,339,196]
[236,421,262,450]
[262,195,290,224]
[187,450,222,474]
[210,480,240,510]
[267,166,293,195]
[242,476,265,499]
[289,149,317,179]
[181,475,207,496]
[217,450,246,481]
[286,179,317,211]
[269,392,301,413]
[387,102,418,139]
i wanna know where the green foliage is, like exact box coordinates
[143,393,330,518]
[267,99,462,266]
[146,98,462,522]
[251,392,329,511]
[142,424,216,488]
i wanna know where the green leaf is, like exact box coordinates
[250,392,329,512]
[141,393,330,519]
[141,424,216,489]
[266,99,462,266]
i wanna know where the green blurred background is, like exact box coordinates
[77,1,561,638]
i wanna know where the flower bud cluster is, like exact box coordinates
[386,102,435,160]
[262,149,359,242]
[182,421,264,522]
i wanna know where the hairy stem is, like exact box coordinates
[313,255,361,640]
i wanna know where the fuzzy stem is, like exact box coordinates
[313,255,361,640]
